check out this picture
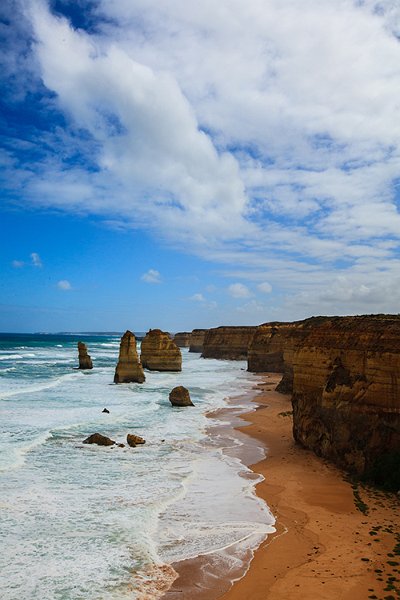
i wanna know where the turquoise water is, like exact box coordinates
[0,333,275,599]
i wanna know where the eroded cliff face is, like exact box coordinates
[247,322,300,373]
[189,329,207,353]
[201,326,256,360]
[141,329,182,371]
[290,316,400,475]
[114,331,145,384]
[173,332,191,347]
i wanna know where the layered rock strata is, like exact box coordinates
[201,326,256,360]
[289,316,400,475]
[189,329,207,353]
[140,329,182,371]
[78,341,93,369]
[173,332,192,347]
[114,331,146,384]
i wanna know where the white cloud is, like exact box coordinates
[228,283,251,298]
[190,293,205,302]
[12,260,24,268]
[57,280,71,290]
[30,252,42,267]
[257,282,272,294]
[141,269,161,284]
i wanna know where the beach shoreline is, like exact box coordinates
[164,373,400,600]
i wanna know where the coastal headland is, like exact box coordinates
[167,315,400,599]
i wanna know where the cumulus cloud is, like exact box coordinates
[141,269,161,284]
[30,252,42,267]
[228,283,251,298]
[190,293,206,302]
[12,260,24,268]
[257,282,272,294]
[57,279,71,290]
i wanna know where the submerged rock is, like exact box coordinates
[127,434,146,447]
[169,386,194,407]
[83,433,115,446]
[78,341,93,369]
[114,330,146,384]
[140,329,182,371]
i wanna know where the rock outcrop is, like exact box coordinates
[83,433,115,446]
[288,315,400,476]
[114,330,146,384]
[189,329,207,353]
[173,332,192,347]
[140,329,182,371]
[201,326,256,360]
[127,434,146,447]
[169,386,194,406]
[78,341,93,369]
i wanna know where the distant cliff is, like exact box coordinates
[173,332,191,347]
[189,329,207,353]
[201,326,256,360]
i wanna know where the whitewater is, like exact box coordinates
[0,333,275,599]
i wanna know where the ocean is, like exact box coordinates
[0,333,275,599]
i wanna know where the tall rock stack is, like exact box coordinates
[141,329,182,371]
[78,341,93,369]
[114,331,145,384]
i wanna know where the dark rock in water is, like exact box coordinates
[102,408,110,413]
[83,433,115,446]
[118,443,125,448]
[78,341,93,369]
[127,434,146,447]
[169,386,194,407]
[114,330,145,384]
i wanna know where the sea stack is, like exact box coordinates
[114,330,145,384]
[78,341,93,369]
[169,386,194,407]
[140,329,182,371]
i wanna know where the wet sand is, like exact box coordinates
[164,373,400,600]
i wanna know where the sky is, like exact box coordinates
[1,0,400,332]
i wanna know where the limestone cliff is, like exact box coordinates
[78,341,93,370]
[173,332,191,347]
[114,331,145,384]
[247,322,300,373]
[189,329,207,353]
[289,315,400,475]
[141,329,182,371]
[201,326,256,360]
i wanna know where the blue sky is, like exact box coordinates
[1,0,400,332]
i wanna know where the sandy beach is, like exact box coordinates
[165,374,400,600]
